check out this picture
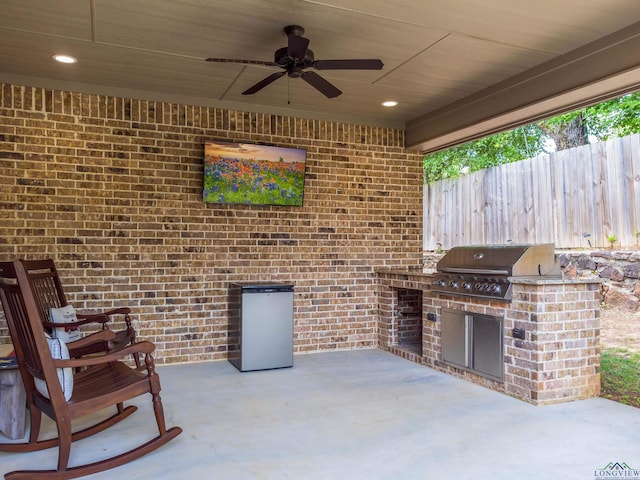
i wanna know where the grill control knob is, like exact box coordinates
[474,282,484,291]
[462,281,472,290]
[449,280,458,289]
[438,280,447,288]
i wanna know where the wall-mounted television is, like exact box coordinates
[204,140,306,206]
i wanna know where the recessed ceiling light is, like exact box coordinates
[53,54,77,64]
[382,101,398,107]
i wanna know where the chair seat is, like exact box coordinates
[69,362,150,414]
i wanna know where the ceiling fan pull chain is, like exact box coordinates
[288,76,291,105]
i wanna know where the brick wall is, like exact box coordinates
[0,83,424,364]
[506,279,601,404]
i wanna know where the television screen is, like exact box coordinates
[204,141,306,206]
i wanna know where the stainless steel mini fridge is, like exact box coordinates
[228,282,294,372]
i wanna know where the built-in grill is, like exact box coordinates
[431,244,560,301]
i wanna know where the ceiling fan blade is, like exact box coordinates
[301,71,342,98]
[313,59,384,70]
[206,58,277,67]
[287,35,310,61]
[242,71,286,95]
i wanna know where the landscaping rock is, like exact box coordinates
[576,255,597,270]
[562,263,578,278]
[592,251,615,260]
[623,263,640,279]
[558,253,571,268]
[604,285,640,312]
[613,251,633,261]
[600,266,625,282]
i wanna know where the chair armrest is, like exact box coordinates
[54,341,156,368]
[77,308,134,330]
[66,330,116,350]
[76,307,131,319]
[42,315,110,330]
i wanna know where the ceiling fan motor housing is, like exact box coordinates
[274,47,314,67]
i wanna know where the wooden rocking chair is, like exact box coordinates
[0,260,182,479]
[19,258,140,367]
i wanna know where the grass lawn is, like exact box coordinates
[600,347,640,408]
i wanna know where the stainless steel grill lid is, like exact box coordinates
[436,243,560,277]
[432,243,560,300]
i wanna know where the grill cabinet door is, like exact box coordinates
[472,314,503,381]
[441,309,470,369]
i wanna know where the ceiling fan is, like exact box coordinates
[205,25,383,98]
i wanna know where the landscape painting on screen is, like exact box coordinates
[204,141,306,206]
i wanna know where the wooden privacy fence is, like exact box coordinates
[424,134,640,250]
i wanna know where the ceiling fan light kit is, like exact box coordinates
[206,25,383,99]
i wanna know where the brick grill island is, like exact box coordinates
[376,268,602,405]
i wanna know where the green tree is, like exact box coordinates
[424,91,640,183]
[582,92,640,138]
[539,112,588,150]
[423,123,548,183]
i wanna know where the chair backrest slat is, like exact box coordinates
[0,260,63,395]
[21,259,68,323]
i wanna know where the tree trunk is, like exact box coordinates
[543,114,589,151]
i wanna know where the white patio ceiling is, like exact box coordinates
[1,0,639,151]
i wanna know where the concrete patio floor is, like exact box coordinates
[1,349,639,479]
